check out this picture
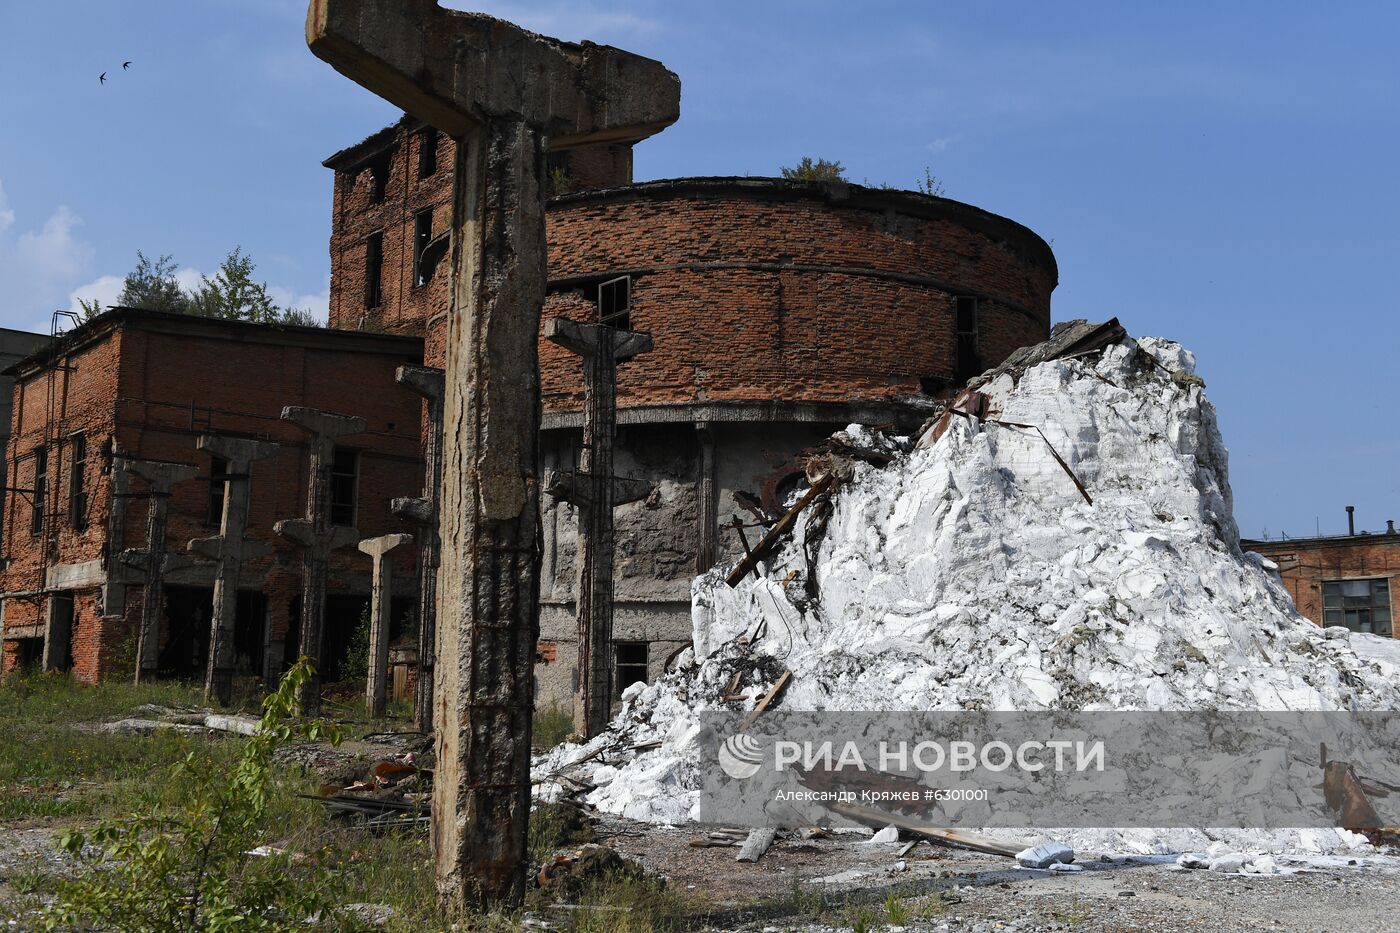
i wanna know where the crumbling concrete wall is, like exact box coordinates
[534,419,843,709]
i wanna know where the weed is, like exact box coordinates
[886,889,912,924]
[532,700,574,750]
[572,870,692,933]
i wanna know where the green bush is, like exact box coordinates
[340,606,372,686]
[780,157,846,181]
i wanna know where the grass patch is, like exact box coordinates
[571,871,694,933]
[532,701,574,751]
[0,669,689,930]
[0,672,228,824]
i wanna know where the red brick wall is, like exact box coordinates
[538,181,1053,411]
[327,127,455,338]
[1245,535,1400,635]
[325,127,633,340]
[2,332,124,597]
[0,312,426,682]
[326,147,1057,414]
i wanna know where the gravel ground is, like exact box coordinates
[599,815,1400,932]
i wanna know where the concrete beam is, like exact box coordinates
[306,0,680,145]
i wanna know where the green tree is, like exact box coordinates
[78,251,187,320]
[278,307,320,328]
[780,156,846,181]
[120,252,189,314]
[186,247,281,324]
[80,248,321,326]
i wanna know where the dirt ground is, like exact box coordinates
[5,794,1400,931]
[3,684,1397,932]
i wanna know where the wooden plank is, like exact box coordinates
[830,801,1027,858]
[735,827,777,863]
[726,475,834,587]
[739,671,792,732]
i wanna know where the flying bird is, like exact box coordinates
[99,72,106,84]
[122,61,131,70]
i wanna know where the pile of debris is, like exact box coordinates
[302,756,430,829]
[536,324,1400,860]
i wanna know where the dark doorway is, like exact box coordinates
[280,594,416,683]
[322,594,370,682]
[160,586,267,679]
[233,591,268,677]
[16,637,43,671]
[161,586,212,677]
[45,592,74,672]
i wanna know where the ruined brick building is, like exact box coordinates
[0,114,1060,705]
[323,116,1058,707]
[0,310,424,682]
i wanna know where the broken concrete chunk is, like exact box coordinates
[1016,842,1075,869]
[203,713,260,736]
[868,825,900,844]
[736,827,777,862]
[1207,853,1248,873]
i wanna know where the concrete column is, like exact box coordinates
[305,0,679,909]
[359,532,412,718]
[114,458,199,682]
[275,406,364,714]
[543,318,653,738]
[696,423,718,574]
[189,435,277,706]
[390,364,444,733]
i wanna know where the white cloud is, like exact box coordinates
[269,276,331,324]
[16,206,92,286]
[174,267,206,294]
[0,180,14,236]
[64,274,124,317]
[925,133,965,153]
[0,177,98,331]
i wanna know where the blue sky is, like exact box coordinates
[0,1,1395,539]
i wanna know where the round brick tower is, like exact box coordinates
[525,178,1056,707]
[322,126,1058,710]
[537,177,1055,421]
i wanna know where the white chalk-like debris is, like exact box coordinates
[534,329,1400,859]
[1047,861,1083,872]
[1016,842,1076,869]
[1208,853,1248,874]
[867,825,900,845]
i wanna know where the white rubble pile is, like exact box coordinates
[535,334,1400,861]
